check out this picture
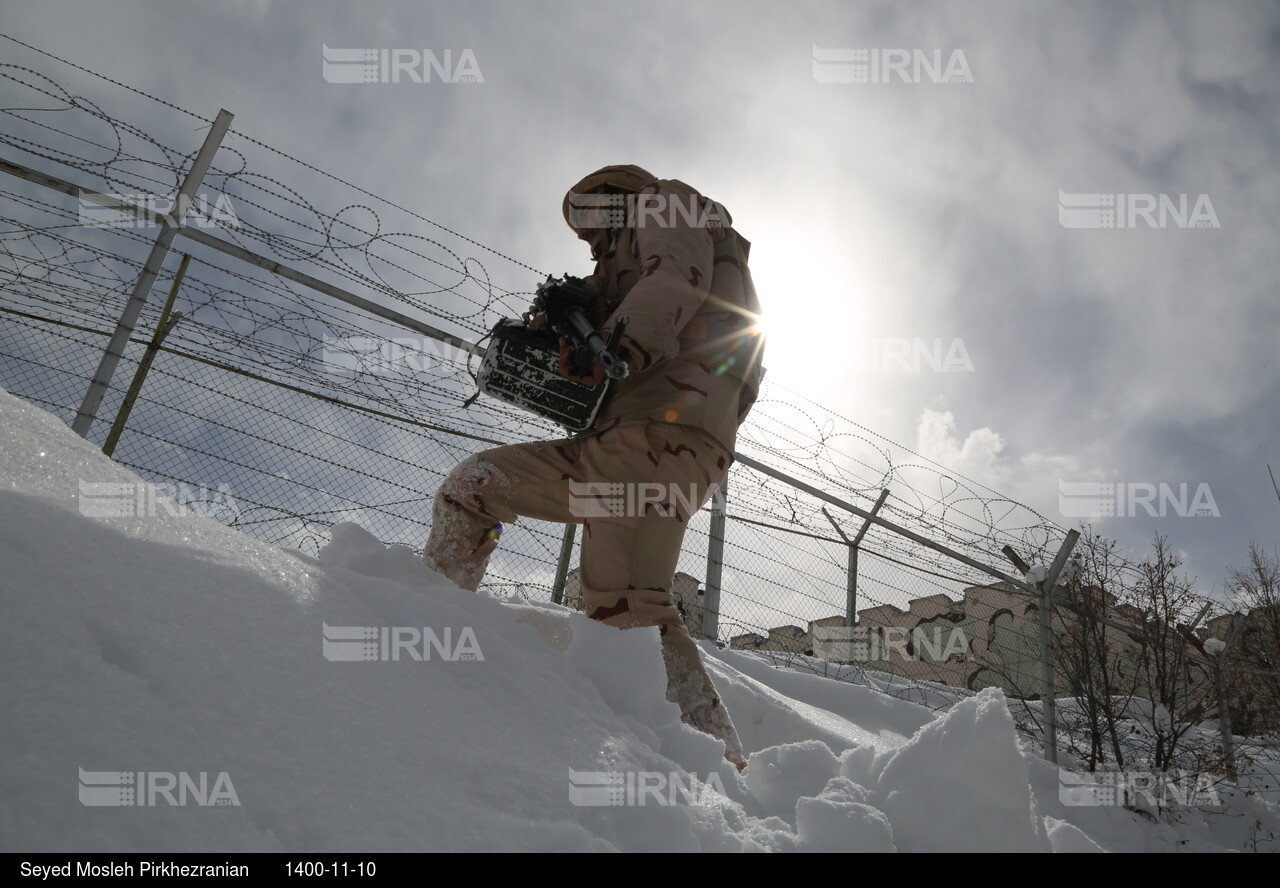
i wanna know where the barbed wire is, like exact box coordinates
[0,43,1079,576]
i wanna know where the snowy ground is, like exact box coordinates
[2,386,1277,852]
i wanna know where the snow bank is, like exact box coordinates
[2,387,1276,852]
[874,689,1051,852]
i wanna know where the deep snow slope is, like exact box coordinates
[1,387,1275,852]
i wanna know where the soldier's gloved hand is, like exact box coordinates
[557,337,607,386]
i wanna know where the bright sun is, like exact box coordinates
[746,224,877,396]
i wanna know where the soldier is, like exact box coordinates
[423,165,765,769]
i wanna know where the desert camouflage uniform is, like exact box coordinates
[424,166,764,767]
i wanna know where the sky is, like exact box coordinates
[1,0,1278,595]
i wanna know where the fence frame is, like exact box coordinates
[0,148,1077,760]
[7,131,1269,770]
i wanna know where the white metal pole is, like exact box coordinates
[551,524,577,606]
[1038,529,1081,764]
[72,109,234,437]
[703,479,727,643]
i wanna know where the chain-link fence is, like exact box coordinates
[4,34,1277,793]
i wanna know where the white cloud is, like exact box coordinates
[912,408,1083,523]
[916,409,1005,484]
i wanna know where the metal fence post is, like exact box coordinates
[1038,577,1058,764]
[703,478,727,643]
[1004,531,1079,765]
[551,523,577,606]
[102,253,190,457]
[1214,613,1246,782]
[823,490,888,628]
[72,109,233,437]
[847,546,858,630]
[1038,530,1080,765]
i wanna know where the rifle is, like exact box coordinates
[528,275,630,380]
[475,275,629,432]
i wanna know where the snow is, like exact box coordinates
[2,385,1278,852]
[795,777,895,852]
[1044,817,1105,853]
[1024,560,1079,588]
[875,689,1051,852]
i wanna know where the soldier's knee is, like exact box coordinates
[440,454,512,496]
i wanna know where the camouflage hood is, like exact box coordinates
[562,164,657,236]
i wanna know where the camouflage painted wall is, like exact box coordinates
[730,584,1221,701]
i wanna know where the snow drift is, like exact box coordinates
[1,386,1275,852]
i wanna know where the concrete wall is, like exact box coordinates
[728,583,1196,699]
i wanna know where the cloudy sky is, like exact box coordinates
[3,0,1278,594]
